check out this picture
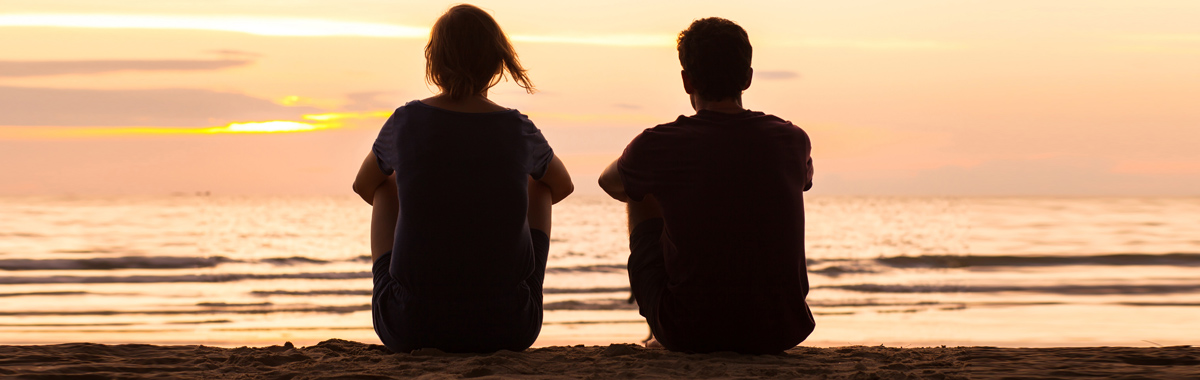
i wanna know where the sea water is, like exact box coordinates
[1,195,1197,347]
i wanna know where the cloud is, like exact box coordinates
[755,70,800,80]
[342,91,401,111]
[792,38,958,50]
[0,59,251,77]
[0,14,671,47]
[206,49,262,59]
[0,86,318,127]
[0,14,428,38]
[510,34,672,47]
[1124,34,1200,42]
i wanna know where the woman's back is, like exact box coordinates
[373,100,553,299]
[354,3,572,353]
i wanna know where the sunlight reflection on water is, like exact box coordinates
[1,195,1197,347]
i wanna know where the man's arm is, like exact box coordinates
[598,158,629,202]
[537,154,574,204]
[352,151,389,205]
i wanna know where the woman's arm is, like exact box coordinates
[352,151,390,205]
[536,154,574,204]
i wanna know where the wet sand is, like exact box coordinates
[1,339,1197,379]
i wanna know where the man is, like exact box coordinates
[598,17,815,354]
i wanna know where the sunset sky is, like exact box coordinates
[2,0,1199,196]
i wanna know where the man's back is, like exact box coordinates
[617,109,816,353]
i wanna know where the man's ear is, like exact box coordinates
[681,70,694,94]
[743,67,753,91]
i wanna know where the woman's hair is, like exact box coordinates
[677,17,752,101]
[425,4,534,100]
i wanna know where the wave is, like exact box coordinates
[1117,302,1200,307]
[806,253,1200,277]
[0,271,371,285]
[544,287,630,294]
[544,298,638,311]
[0,256,232,270]
[542,320,645,325]
[0,291,88,297]
[196,302,272,307]
[245,287,631,298]
[821,283,1200,295]
[807,300,948,308]
[0,232,43,238]
[809,265,879,277]
[822,253,1200,269]
[0,304,370,316]
[15,252,1192,272]
[0,255,367,271]
[258,257,330,266]
[545,264,627,274]
[251,290,372,296]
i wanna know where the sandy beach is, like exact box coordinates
[1,339,1196,379]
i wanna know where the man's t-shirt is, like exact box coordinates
[372,100,554,300]
[618,109,815,349]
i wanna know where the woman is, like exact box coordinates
[352,4,573,353]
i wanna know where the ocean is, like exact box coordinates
[1,195,1197,347]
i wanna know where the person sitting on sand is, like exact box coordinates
[352,4,573,353]
[598,17,816,354]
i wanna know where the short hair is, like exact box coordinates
[677,18,752,101]
[425,4,534,100]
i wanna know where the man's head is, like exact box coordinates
[677,18,753,102]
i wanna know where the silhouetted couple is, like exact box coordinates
[353,4,815,355]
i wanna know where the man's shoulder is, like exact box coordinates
[744,111,799,128]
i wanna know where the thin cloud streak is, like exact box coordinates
[0,14,428,38]
[510,34,672,47]
[790,38,959,50]
[1,111,389,139]
[0,59,251,77]
[1,124,327,139]
[0,13,672,47]
[755,70,799,80]
[0,86,319,127]
[1,14,955,50]
[1124,34,1200,42]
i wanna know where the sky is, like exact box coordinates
[2,0,1199,196]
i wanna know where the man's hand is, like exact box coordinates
[598,159,630,202]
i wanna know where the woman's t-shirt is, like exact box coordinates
[372,100,553,300]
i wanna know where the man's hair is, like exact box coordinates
[677,17,752,101]
[425,4,534,100]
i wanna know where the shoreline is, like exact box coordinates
[2,339,1195,379]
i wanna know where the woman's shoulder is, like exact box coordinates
[413,96,518,114]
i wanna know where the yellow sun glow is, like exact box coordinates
[207,121,329,133]
[0,111,393,139]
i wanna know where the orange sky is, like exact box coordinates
[2,1,1199,195]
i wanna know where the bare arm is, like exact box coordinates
[352,151,390,205]
[537,154,574,204]
[597,158,629,202]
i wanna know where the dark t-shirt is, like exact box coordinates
[373,100,554,300]
[618,109,815,347]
